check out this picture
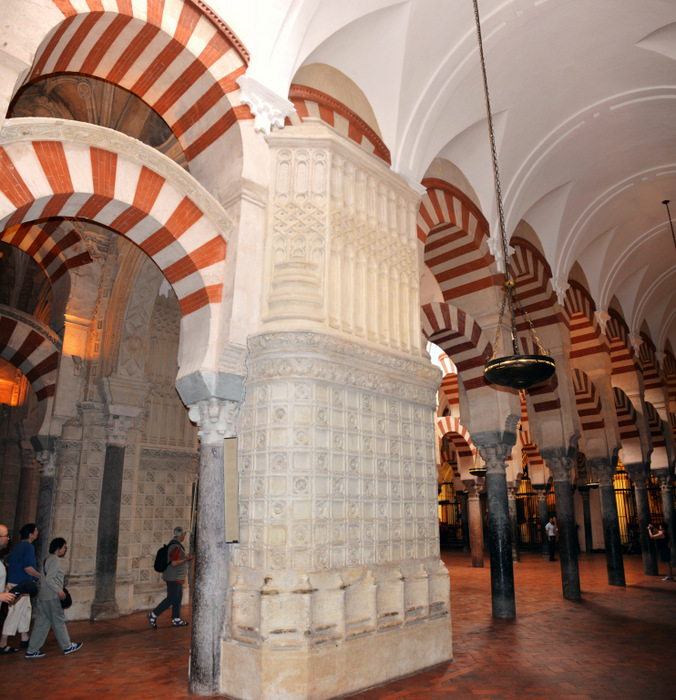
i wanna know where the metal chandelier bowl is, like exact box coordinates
[484,354,556,390]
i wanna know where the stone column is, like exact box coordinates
[188,398,238,695]
[593,458,626,587]
[624,462,657,575]
[541,450,581,600]
[476,443,515,619]
[577,486,594,554]
[655,470,676,567]
[507,486,520,563]
[535,488,550,558]
[13,445,39,532]
[457,491,470,552]
[463,480,484,567]
[91,409,143,619]
[34,450,57,567]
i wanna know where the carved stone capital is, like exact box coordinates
[541,446,576,482]
[36,450,57,477]
[623,461,649,488]
[588,456,614,486]
[476,444,512,474]
[189,397,239,444]
[652,468,673,491]
[594,309,610,336]
[237,75,295,134]
[105,407,145,446]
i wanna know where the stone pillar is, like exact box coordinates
[577,486,594,554]
[476,443,515,619]
[507,486,520,563]
[34,450,57,567]
[13,445,39,532]
[91,409,143,619]
[655,470,676,567]
[624,462,657,575]
[463,480,484,567]
[188,398,238,696]
[458,491,470,552]
[593,458,626,587]
[536,488,550,558]
[542,450,581,600]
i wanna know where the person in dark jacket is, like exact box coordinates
[25,538,82,658]
[147,526,193,628]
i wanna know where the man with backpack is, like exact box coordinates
[147,526,194,629]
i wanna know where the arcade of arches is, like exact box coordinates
[0,1,675,699]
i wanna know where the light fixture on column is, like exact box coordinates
[663,200,676,253]
[472,0,556,391]
[586,469,600,489]
[469,452,487,477]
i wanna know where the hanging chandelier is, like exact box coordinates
[472,0,556,391]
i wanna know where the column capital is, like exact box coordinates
[588,456,615,487]
[189,397,239,444]
[476,443,512,475]
[623,461,649,488]
[104,408,145,446]
[541,444,577,481]
[652,468,673,490]
[462,479,483,498]
[36,449,57,477]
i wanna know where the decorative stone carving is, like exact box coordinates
[236,75,295,134]
[188,397,239,444]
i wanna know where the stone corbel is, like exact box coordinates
[594,309,610,336]
[237,75,295,134]
[551,275,570,306]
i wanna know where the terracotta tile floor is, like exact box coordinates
[2,551,675,699]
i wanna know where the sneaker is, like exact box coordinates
[172,619,188,627]
[25,650,45,659]
[662,576,674,581]
[64,642,83,655]
[147,612,157,629]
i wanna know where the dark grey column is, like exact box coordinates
[655,470,676,568]
[34,450,57,567]
[189,398,233,695]
[476,442,515,619]
[542,448,581,600]
[577,486,594,553]
[508,486,520,562]
[593,458,626,587]
[91,442,125,619]
[458,491,470,552]
[536,488,550,558]
[624,462,657,575]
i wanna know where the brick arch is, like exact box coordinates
[0,307,61,402]
[510,237,561,332]
[29,0,251,163]
[606,310,639,376]
[287,85,390,165]
[572,368,604,432]
[613,386,641,445]
[418,179,498,303]
[645,401,667,453]
[664,350,676,408]
[435,415,475,480]
[1,219,92,286]
[0,121,231,322]
[564,281,608,359]
[421,302,492,392]
[639,334,664,394]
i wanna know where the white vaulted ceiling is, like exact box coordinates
[214,0,676,352]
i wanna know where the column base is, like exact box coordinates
[220,615,452,700]
[90,599,119,620]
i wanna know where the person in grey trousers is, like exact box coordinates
[25,538,82,658]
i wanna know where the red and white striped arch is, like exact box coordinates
[436,415,475,480]
[638,334,664,394]
[564,281,608,360]
[1,219,92,285]
[0,312,60,401]
[0,126,228,319]
[510,237,561,331]
[421,302,492,392]
[287,85,390,165]
[30,0,250,163]
[439,372,459,413]
[419,179,497,303]
[518,392,545,470]
[645,401,668,465]
[606,310,639,377]
[613,386,641,445]
[572,368,604,432]
[664,350,676,410]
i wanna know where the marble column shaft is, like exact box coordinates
[623,463,657,576]
[536,489,550,558]
[542,451,581,600]
[458,492,470,552]
[507,487,520,563]
[189,399,235,695]
[594,459,626,587]
[577,487,594,554]
[477,445,515,619]
[464,481,484,568]
[656,471,676,567]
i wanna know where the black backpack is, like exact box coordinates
[153,542,170,572]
